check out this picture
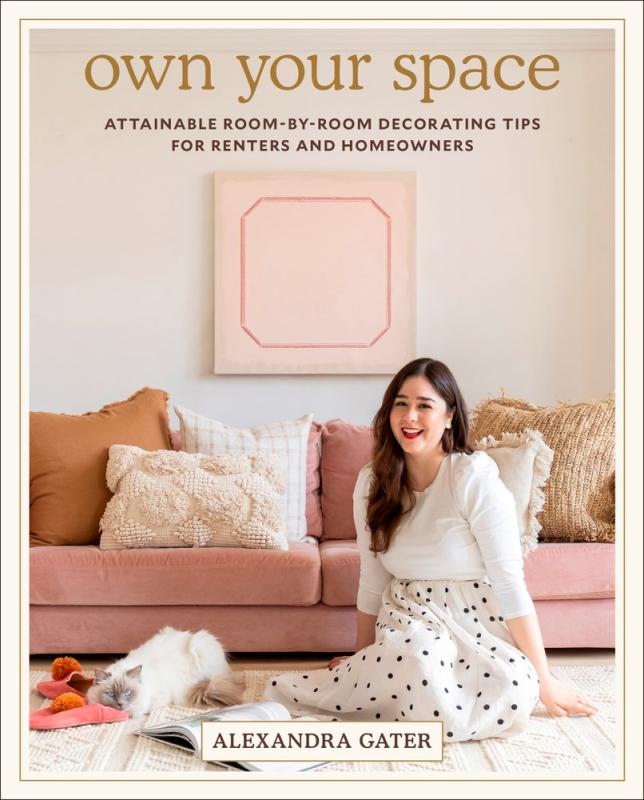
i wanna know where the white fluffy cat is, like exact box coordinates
[87,626,245,718]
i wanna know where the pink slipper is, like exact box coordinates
[30,703,128,730]
[36,671,94,699]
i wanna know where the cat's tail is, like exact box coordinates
[187,671,246,708]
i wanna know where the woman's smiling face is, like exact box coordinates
[389,375,454,456]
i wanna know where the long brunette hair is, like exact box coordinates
[366,358,473,553]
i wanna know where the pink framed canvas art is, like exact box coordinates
[214,171,416,374]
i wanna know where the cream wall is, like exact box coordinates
[29,28,615,426]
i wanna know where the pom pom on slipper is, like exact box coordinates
[50,692,86,713]
[51,657,83,681]
[37,657,94,699]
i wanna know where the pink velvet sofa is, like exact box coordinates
[29,420,615,654]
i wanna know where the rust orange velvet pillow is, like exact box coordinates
[30,387,172,547]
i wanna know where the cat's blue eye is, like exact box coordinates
[105,690,113,697]
[124,690,132,697]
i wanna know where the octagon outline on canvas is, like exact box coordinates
[214,172,416,374]
[241,196,391,348]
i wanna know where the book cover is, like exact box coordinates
[3,1,641,796]
[133,701,329,771]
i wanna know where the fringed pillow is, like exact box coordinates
[471,395,615,543]
[99,445,288,551]
[474,429,554,557]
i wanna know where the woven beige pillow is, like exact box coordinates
[473,430,553,557]
[99,446,288,551]
[470,395,615,543]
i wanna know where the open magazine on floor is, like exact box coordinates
[133,701,329,772]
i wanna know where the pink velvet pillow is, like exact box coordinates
[170,422,323,538]
[320,419,373,540]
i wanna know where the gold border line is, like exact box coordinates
[19,15,626,784]
[18,17,626,20]
[622,17,626,782]
[19,13,23,783]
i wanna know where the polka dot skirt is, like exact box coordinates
[261,578,541,742]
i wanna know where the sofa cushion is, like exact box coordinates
[30,543,321,606]
[523,542,615,599]
[320,540,615,606]
[320,540,360,605]
[30,388,172,547]
[320,419,373,540]
[170,422,324,538]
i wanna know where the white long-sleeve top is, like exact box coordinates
[354,450,536,620]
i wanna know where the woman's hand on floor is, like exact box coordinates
[328,655,351,669]
[538,673,600,717]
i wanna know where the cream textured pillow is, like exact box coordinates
[474,429,554,557]
[99,446,288,551]
[471,395,615,543]
[174,405,314,542]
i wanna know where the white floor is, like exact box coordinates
[31,648,615,670]
[30,648,615,672]
[30,647,615,714]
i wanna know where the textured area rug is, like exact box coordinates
[28,665,616,774]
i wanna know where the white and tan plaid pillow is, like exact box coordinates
[99,445,288,551]
[174,405,313,542]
